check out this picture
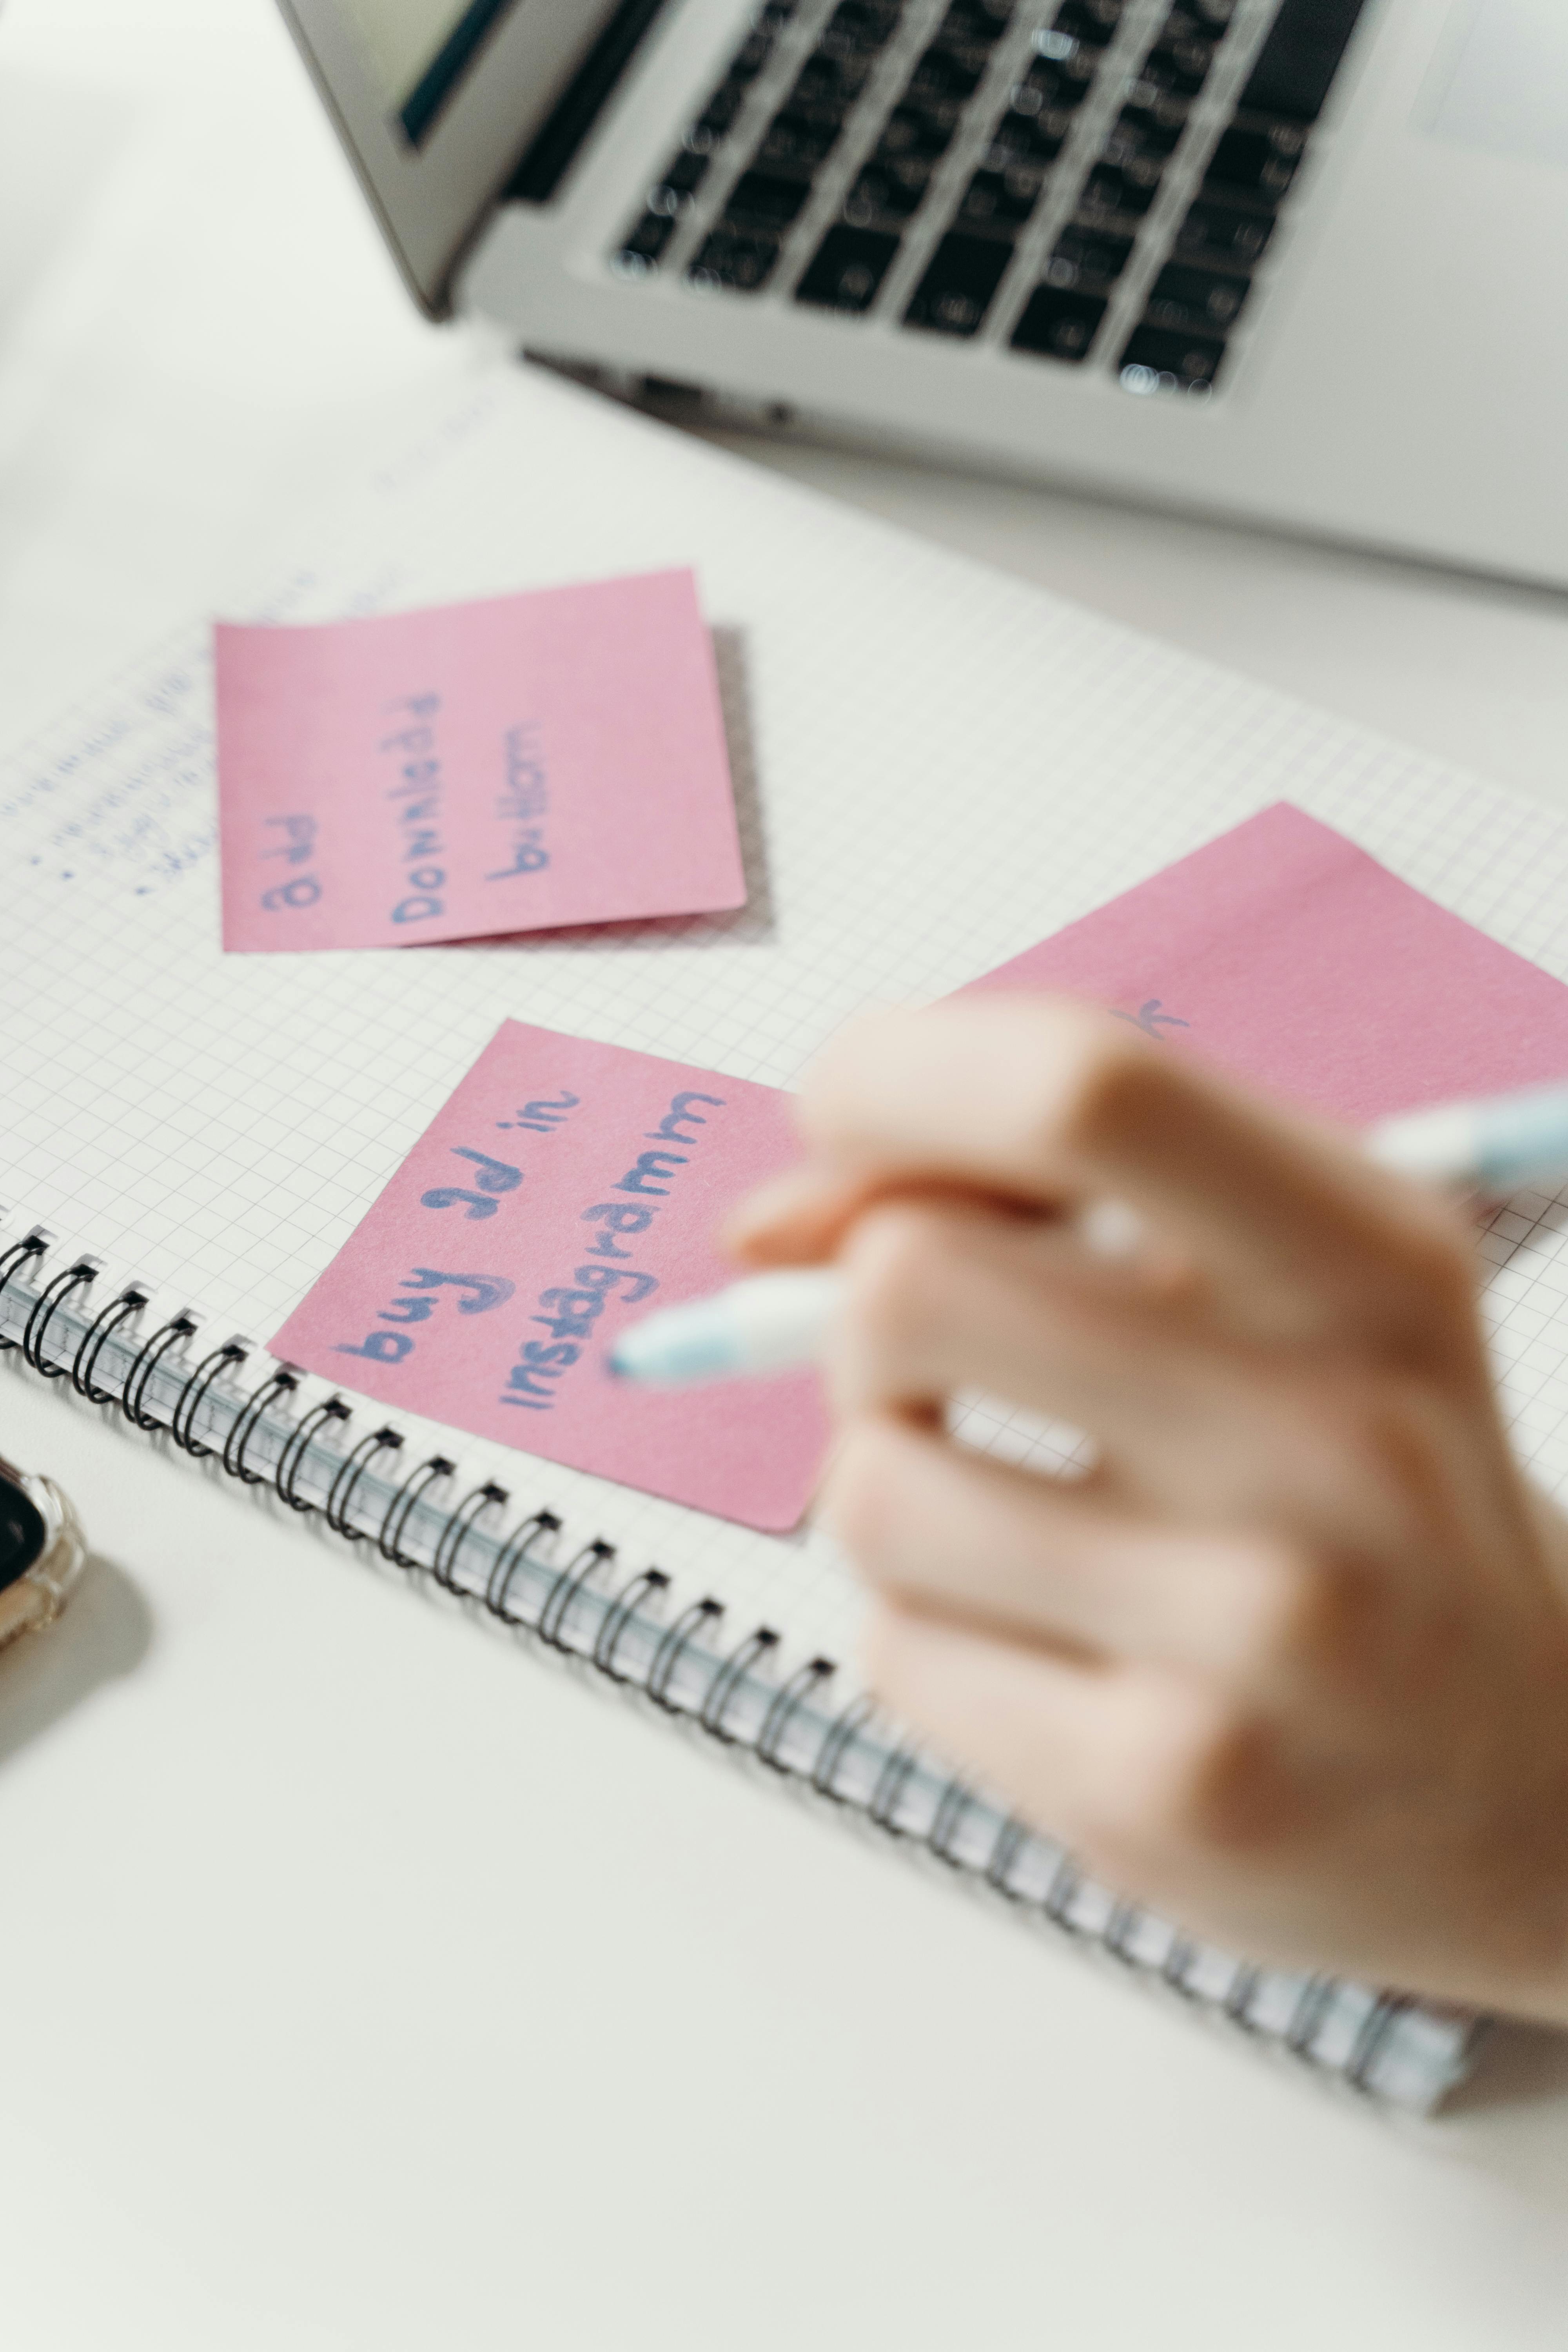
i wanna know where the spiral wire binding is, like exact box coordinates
[1044,1853,1084,1930]
[540,1539,617,1650]
[1161,1935,1198,1996]
[983,1814,1029,1896]
[170,1339,248,1457]
[643,1595,718,1709]
[378,1454,454,1567]
[701,1625,779,1740]
[275,1396,350,1510]
[72,1285,148,1405]
[593,1567,669,1682]
[757,1656,835,1771]
[1103,1897,1143,1965]
[811,1690,875,1802]
[325,1426,403,1538]
[868,1741,921,1834]
[486,1510,560,1621]
[123,1312,198,1431]
[0,1234,1477,2111]
[927,1778,977,1867]
[0,1232,48,1343]
[22,1260,98,1376]
[223,1367,296,1483]
[431,1481,507,1592]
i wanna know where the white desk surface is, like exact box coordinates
[3,5,1568,2347]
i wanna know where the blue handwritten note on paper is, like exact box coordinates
[216,569,746,951]
[270,1022,828,1530]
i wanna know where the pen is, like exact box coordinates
[606,1078,1568,1389]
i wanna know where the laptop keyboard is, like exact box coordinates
[611,0,1367,396]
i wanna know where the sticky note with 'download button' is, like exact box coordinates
[216,569,746,951]
[270,1021,827,1531]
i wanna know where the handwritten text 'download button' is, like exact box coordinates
[216,569,744,952]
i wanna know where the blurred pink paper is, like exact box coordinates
[969,802,1568,1119]
[270,1021,825,1531]
[216,569,744,951]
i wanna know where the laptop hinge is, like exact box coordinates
[506,0,674,205]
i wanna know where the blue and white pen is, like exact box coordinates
[606,1078,1568,1389]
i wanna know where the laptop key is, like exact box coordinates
[696,80,750,138]
[845,158,934,221]
[689,229,782,290]
[759,109,844,170]
[1118,321,1226,391]
[730,29,776,82]
[1173,195,1274,266]
[791,49,872,116]
[1121,68,1192,131]
[1158,0,1231,44]
[617,213,677,269]
[1203,123,1302,206]
[956,165,1047,229]
[1019,50,1097,108]
[821,0,903,56]
[1080,159,1161,217]
[909,40,991,102]
[648,149,711,216]
[1240,0,1366,124]
[878,100,963,162]
[1138,31,1216,100]
[1051,0,1122,43]
[796,224,902,310]
[723,170,813,232]
[1010,284,1107,359]
[940,0,1016,42]
[987,113,1070,169]
[1045,220,1133,286]
[1142,260,1250,332]
[1102,105,1185,165]
[987,98,1071,166]
[904,232,1014,334]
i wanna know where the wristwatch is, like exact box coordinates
[0,1454,87,1651]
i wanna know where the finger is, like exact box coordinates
[832,1194,1243,1481]
[868,1597,1402,1977]
[829,1412,1312,1682]
[800,998,1477,1352]
[723,1164,850,1263]
[830,1200,1446,1548]
[724,1166,1006,1267]
[724,1162,1047,1267]
[862,1597,1227,1895]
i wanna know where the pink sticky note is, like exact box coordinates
[216,570,744,951]
[270,1022,825,1530]
[969,803,1568,1119]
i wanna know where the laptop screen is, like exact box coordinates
[278,0,624,311]
[338,0,521,147]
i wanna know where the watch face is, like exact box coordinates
[0,1485,47,1592]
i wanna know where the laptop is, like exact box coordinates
[276,0,1568,586]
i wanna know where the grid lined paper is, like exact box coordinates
[5,361,1568,1685]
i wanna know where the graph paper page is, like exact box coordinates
[4,361,1568,1676]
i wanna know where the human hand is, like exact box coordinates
[729,996,1568,2022]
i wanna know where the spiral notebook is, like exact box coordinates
[6,362,1567,2112]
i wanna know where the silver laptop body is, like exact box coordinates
[277,0,1568,586]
